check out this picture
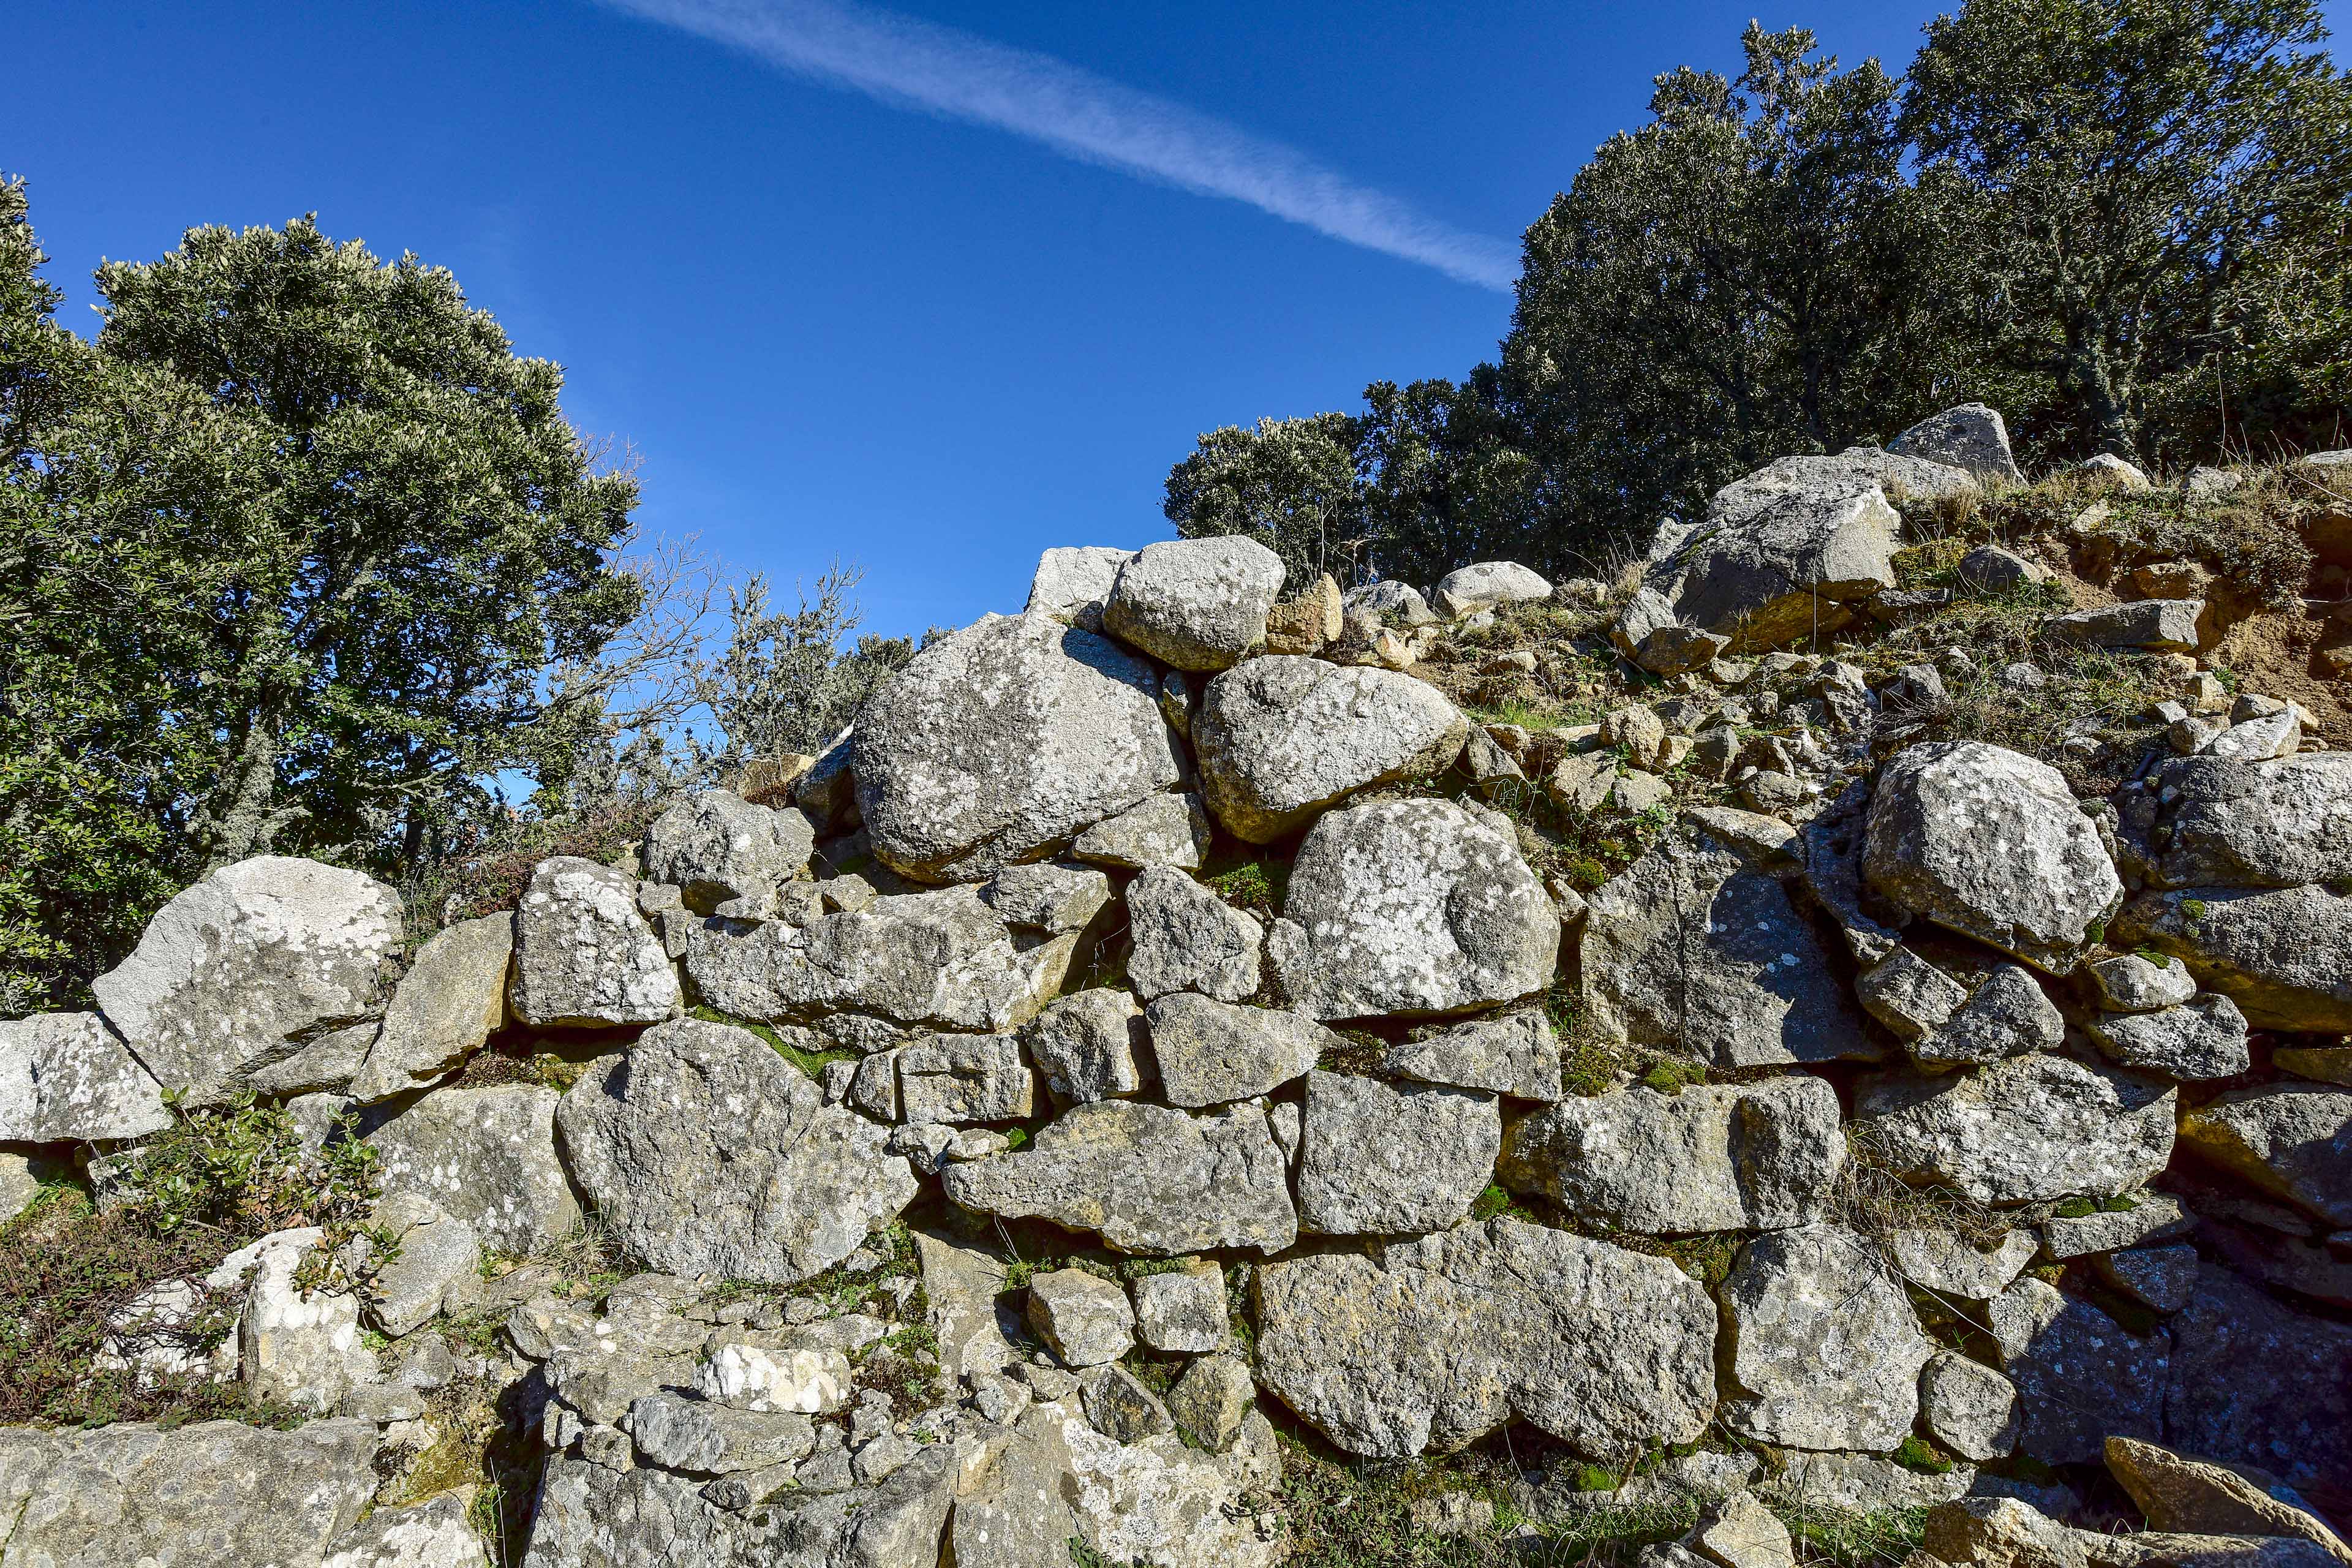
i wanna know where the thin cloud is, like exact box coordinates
[598,0,1517,290]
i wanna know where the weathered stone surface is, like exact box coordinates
[2116,884,2352,1031]
[2277,1044,2352,1085]
[1265,573,1344,654]
[2132,755,2352,890]
[1887,1227,2038,1300]
[894,1032,1036,1123]
[1027,1268,1135,1366]
[914,1226,1019,1382]
[1166,1353,1255,1452]
[1959,544,2051,591]
[1344,579,1437,626]
[1719,1223,1935,1451]
[1193,657,1468,843]
[630,1392,816,1474]
[1499,1077,1844,1234]
[1102,536,1286,671]
[321,1490,486,1568]
[695,1340,853,1415]
[366,1193,482,1339]
[240,1227,380,1412]
[1922,1349,2020,1461]
[1253,1218,1717,1461]
[1081,1363,1174,1442]
[1143,993,1335,1108]
[2166,1270,2352,1491]
[510,856,679,1028]
[1297,1071,1500,1236]
[1913,965,2067,1071]
[1989,1277,2168,1464]
[853,612,1182,882]
[2177,1085,2352,1226]
[1923,1497,2094,1568]
[1654,480,1902,650]
[1855,1054,2174,1205]
[977,861,1111,934]
[369,1085,581,1253]
[685,884,1073,1031]
[2094,1245,2200,1314]
[1768,1452,1979,1512]
[1125,869,1262,1002]
[1694,1490,1796,1568]
[1706,450,1978,526]
[1131,1258,1226,1353]
[1385,1008,1562,1101]
[92,855,404,1105]
[1433,561,1552,612]
[1856,948,1971,1042]
[1071,791,1213,870]
[1027,544,1135,627]
[1026,988,1147,1105]
[643,790,814,916]
[1888,402,2022,483]
[2105,1436,2352,1564]
[2091,994,2250,1079]
[1864,741,2122,973]
[1270,799,1559,1021]
[940,1099,1297,1255]
[2090,953,2199,1013]
[2043,1193,2195,1259]
[557,1019,915,1285]
[0,1417,379,1567]
[0,1011,170,1141]
[2051,598,2204,652]
[1580,826,1875,1066]
[350,913,512,1102]
[0,1150,47,1226]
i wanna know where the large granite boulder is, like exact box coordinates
[1719,1223,1936,1452]
[509,856,680,1028]
[0,1417,379,1566]
[557,1019,916,1284]
[1498,1077,1844,1234]
[1887,403,2022,483]
[1648,479,1902,650]
[2165,1271,2352,1493]
[685,884,1075,1031]
[1864,741,2122,973]
[2114,884,2352,1031]
[0,1011,170,1141]
[1124,869,1262,1003]
[1989,1277,2168,1464]
[366,1084,582,1253]
[91,855,404,1106]
[1101,537,1286,671]
[940,1099,1296,1255]
[1268,799,1559,1021]
[1192,657,1468,843]
[1253,1218,1717,1462]
[1143,994,1336,1107]
[349,912,511,1102]
[641,789,814,916]
[1432,561,1552,614]
[1026,544,1135,627]
[1853,1054,2175,1205]
[2177,1084,2352,1227]
[1705,451,1977,529]
[2129,755,2352,891]
[1296,1070,1501,1236]
[1580,826,1876,1066]
[852,612,1182,882]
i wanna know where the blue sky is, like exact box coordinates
[12,0,2349,642]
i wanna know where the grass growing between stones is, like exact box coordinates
[687,1004,860,1079]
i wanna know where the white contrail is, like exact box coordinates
[597,0,1518,291]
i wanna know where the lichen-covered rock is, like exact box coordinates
[365,1193,482,1340]
[510,856,679,1028]
[1101,536,1286,671]
[1887,1227,2038,1300]
[557,1019,915,1284]
[2165,1271,2352,1493]
[2050,598,2204,652]
[2094,1244,2199,1314]
[1124,869,1262,1002]
[1026,988,1147,1105]
[1432,561,1552,614]
[1855,948,1970,1041]
[1855,1054,2174,1205]
[2115,884,2352,1031]
[1345,579,1437,626]
[2090,993,2251,1079]
[628,1391,816,1474]
[977,860,1111,934]
[1071,791,1214,870]
[1131,1259,1227,1354]
[685,884,1074,1031]
[0,1417,379,1567]
[1988,1276,2168,1464]
[1027,544,1136,627]
[1704,451,1977,529]
[2177,1084,2352,1226]
[2041,1192,2195,1259]
[1270,799,1559,1022]
[1193,657,1468,843]
[1142,993,1335,1108]
[1028,1267,1136,1366]
[91,855,404,1105]
[1498,1077,1844,1234]
[642,789,815,916]
[2130,755,2352,891]
[1253,1218,1717,1462]
[1296,1071,1500,1236]
[1384,1008,1562,1101]
[895,1031,1036,1123]
[1651,479,1901,650]
[1912,965,2066,1071]
[940,1099,1296,1255]
[1887,403,2022,483]
[368,1084,581,1253]
[0,1011,170,1141]
[2089,952,2199,1013]
[239,1227,380,1414]
[350,912,512,1102]
[1580,826,1875,1066]
[853,612,1182,882]
[321,1489,487,1568]
[1921,1350,2020,1461]
[1864,741,2122,973]
[1166,1354,1256,1453]
[1719,1223,1935,1452]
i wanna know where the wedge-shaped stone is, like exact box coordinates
[2090,993,2250,1080]
[1887,403,2021,483]
[1384,1008,1562,1101]
[1069,791,1213,870]
[1253,1218,1717,1461]
[1654,480,1901,650]
[350,911,511,1102]
[1853,1054,2174,1206]
[1144,993,1336,1108]
[1125,869,1261,1002]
